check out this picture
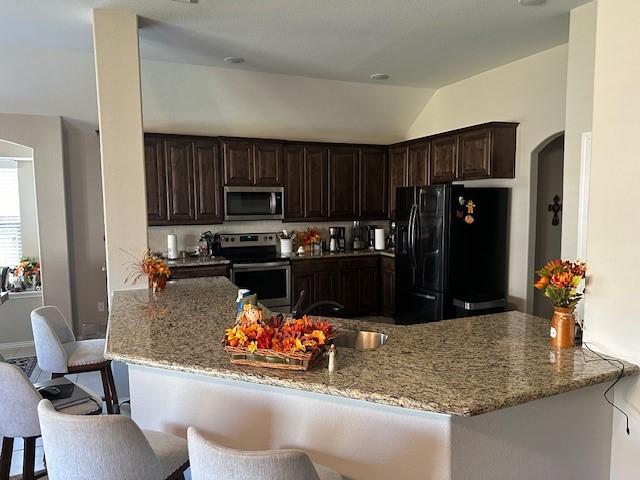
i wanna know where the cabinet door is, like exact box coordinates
[408,142,430,186]
[339,269,360,317]
[358,267,380,315]
[431,136,458,184]
[254,142,283,186]
[388,146,408,220]
[193,140,223,223]
[359,147,388,219]
[458,129,491,179]
[165,139,195,222]
[222,140,254,185]
[381,258,395,317]
[305,146,329,220]
[144,136,168,225]
[328,147,359,219]
[292,272,314,312]
[283,145,305,220]
[314,270,339,303]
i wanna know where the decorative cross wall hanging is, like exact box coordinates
[548,194,562,226]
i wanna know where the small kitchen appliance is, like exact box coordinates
[336,227,346,252]
[366,226,378,250]
[329,227,339,252]
[352,221,364,250]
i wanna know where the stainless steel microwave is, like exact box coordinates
[223,186,284,221]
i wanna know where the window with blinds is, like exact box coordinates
[0,159,22,267]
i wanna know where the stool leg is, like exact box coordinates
[22,437,36,480]
[100,366,114,414]
[0,437,13,480]
[105,362,120,414]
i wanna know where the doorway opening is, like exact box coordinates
[532,134,565,318]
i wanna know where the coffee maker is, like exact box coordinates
[329,227,339,252]
[337,227,346,252]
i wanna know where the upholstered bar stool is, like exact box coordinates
[38,400,189,480]
[31,306,120,414]
[187,427,343,480]
[0,361,102,480]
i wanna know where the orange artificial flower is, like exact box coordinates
[534,276,549,290]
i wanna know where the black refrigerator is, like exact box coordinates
[395,184,509,324]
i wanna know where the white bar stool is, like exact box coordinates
[31,306,120,414]
[0,360,102,480]
[38,400,189,480]
[187,427,343,480]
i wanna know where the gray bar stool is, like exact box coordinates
[0,360,102,480]
[31,306,120,414]
[38,400,189,480]
[187,427,343,480]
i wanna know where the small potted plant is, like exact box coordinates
[125,250,171,294]
[13,257,41,290]
[534,259,587,348]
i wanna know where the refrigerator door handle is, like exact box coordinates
[408,203,418,264]
[410,291,437,301]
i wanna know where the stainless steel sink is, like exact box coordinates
[333,330,388,350]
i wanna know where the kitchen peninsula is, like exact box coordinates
[106,277,637,480]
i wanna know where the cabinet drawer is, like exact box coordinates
[339,256,379,270]
[171,265,230,279]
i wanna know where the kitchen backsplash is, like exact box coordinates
[148,220,390,256]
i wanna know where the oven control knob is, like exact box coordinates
[264,236,268,241]
[230,238,235,242]
[269,236,273,240]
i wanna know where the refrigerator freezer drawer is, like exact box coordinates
[395,290,444,324]
[453,297,506,311]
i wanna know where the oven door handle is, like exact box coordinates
[233,262,290,270]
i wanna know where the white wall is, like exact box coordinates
[581,1,640,478]
[407,45,568,311]
[562,2,597,260]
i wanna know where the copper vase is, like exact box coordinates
[550,307,575,348]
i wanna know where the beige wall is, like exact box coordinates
[0,294,43,346]
[16,160,39,258]
[562,2,596,260]
[582,0,640,477]
[407,45,569,311]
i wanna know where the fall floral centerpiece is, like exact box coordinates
[534,259,587,348]
[224,304,337,371]
[125,250,171,294]
[13,257,40,290]
[298,227,321,252]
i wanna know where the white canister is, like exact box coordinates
[280,238,293,256]
[167,233,179,260]
[374,228,386,251]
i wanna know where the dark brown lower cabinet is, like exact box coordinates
[291,256,388,318]
[380,256,395,317]
[170,264,230,280]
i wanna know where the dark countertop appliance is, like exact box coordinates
[395,184,509,324]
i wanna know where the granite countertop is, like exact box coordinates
[288,249,395,260]
[164,256,230,267]
[106,277,638,416]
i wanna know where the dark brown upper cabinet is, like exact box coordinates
[431,135,458,184]
[144,135,167,225]
[328,147,359,219]
[165,139,196,222]
[359,147,388,219]
[144,135,223,226]
[304,145,329,220]
[254,142,283,185]
[222,139,254,185]
[408,142,430,186]
[193,140,223,223]
[388,146,408,220]
[221,138,283,186]
[458,128,491,179]
[283,145,305,220]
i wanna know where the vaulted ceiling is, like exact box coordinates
[0,0,588,87]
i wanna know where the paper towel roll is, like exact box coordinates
[374,228,386,251]
[167,233,179,260]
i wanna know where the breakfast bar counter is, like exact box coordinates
[106,277,637,479]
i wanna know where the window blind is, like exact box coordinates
[0,159,22,267]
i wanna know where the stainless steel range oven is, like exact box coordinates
[220,233,291,311]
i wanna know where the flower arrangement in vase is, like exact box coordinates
[125,250,171,294]
[299,227,321,253]
[534,259,587,348]
[13,257,41,290]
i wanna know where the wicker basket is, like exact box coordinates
[224,345,324,371]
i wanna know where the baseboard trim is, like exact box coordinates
[0,340,35,350]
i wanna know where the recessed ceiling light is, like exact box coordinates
[224,57,245,64]
[369,73,389,81]
[518,0,546,5]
